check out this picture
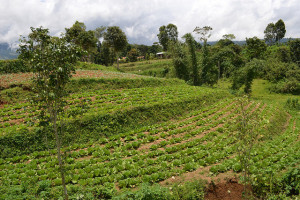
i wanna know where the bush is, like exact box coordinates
[0,59,28,74]
[281,168,300,196]
[285,98,300,110]
[269,79,300,95]
[171,179,206,200]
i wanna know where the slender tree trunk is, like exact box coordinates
[52,106,68,200]
[117,56,120,70]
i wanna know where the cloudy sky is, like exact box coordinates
[0,0,299,46]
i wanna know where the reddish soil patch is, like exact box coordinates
[5,118,25,125]
[205,178,246,200]
[76,155,93,161]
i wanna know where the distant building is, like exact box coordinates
[156,52,166,59]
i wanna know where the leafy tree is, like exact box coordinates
[264,19,286,45]
[78,30,98,54]
[274,19,286,42]
[184,33,200,85]
[222,34,236,40]
[157,26,168,51]
[65,21,97,61]
[265,45,291,63]
[213,34,244,79]
[234,96,261,198]
[157,24,178,51]
[289,39,300,66]
[99,41,114,66]
[231,59,264,94]
[169,41,189,81]
[264,59,297,83]
[217,38,234,47]
[92,26,107,64]
[193,26,212,42]
[194,26,217,86]
[149,42,163,55]
[94,26,106,41]
[211,46,236,79]
[264,23,276,45]
[201,43,218,86]
[18,27,83,200]
[245,37,267,60]
[65,21,86,44]
[166,23,178,42]
[127,48,139,62]
[136,44,149,58]
[104,26,128,69]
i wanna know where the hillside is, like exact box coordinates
[0,62,299,199]
[0,43,18,60]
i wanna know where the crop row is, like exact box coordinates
[0,85,227,131]
[0,98,235,163]
[0,99,274,190]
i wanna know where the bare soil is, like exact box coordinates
[205,178,246,200]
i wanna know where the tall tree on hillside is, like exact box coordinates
[104,26,127,69]
[127,48,139,62]
[65,21,97,61]
[223,34,236,40]
[166,23,178,42]
[194,26,217,85]
[193,26,212,43]
[184,33,200,85]
[169,41,189,81]
[93,26,106,64]
[157,26,168,51]
[264,19,286,45]
[217,34,236,47]
[94,26,106,41]
[65,21,86,44]
[18,27,83,200]
[157,23,178,51]
[264,23,276,45]
[274,19,286,42]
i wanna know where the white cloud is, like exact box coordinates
[0,0,299,45]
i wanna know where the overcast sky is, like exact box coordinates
[0,0,299,46]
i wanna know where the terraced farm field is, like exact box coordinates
[0,70,150,89]
[0,68,299,199]
[1,94,298,199]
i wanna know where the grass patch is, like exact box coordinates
[118,59,173,78]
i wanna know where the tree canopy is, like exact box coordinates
[65,21,97,61]
[245,37,267,60]
[104,26,128,68]
[157,23,178,51]
[264,19,286,45]
[193,26,213,42]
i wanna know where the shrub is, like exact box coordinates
[281,168,300,196]
[285,98,300,110]
[0,59,28,74]
[269,79,300,95]
[36,180,51,194]
[171,179,206,200]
